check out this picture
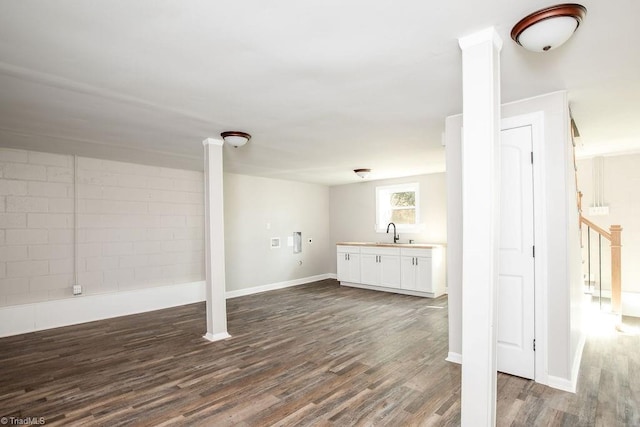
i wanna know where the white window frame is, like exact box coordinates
[375,182,421,233]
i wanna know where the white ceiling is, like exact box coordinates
[0,1,638,185]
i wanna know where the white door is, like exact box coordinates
[497,125,536,379]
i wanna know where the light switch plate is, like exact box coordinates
[588,206,609,216]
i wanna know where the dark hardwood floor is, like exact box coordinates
[0,279,638,426]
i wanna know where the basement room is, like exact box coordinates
[1,1,639,426]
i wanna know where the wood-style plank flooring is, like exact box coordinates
[0,279,639,426]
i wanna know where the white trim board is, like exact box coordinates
[444,349,583,393]
[0,281,206,338]
[447,352,462,364]
[225,274,334,299]
[623,292,640,317]
[547,375,578,393]
[585,290,640,317]
[0,274,336,337]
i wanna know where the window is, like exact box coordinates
[375,182,420,232]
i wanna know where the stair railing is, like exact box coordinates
[572,117,623,314]
[579,215,622,313]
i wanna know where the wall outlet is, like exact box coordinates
[73,284,82,295]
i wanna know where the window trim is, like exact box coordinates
[375,182,421,233]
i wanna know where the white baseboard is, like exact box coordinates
[0,281,206,338]
[622,291,640,317]
[547,375,576,393]
[545,328,585,394]
[446,352,462,364]
[445,349,580,393]
[0,274,340,337]
[569,330,587,393]
[203,332,231,342]
[0,274,337,337]
[340,281,439,298]
[586,290,640,317]
[225,274,334,299]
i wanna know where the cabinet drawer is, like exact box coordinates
[360,246,400,256]
[337,245,361,253]
[400,248,432,258]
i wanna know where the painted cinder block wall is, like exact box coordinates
[0,148,204,307]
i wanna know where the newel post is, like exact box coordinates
[610,225,622,314]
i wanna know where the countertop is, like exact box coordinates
[336,242,444,249]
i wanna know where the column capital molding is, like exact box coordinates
[459,26,503,51]
[203,137,224,147]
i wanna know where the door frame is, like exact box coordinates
[501,111,548,386]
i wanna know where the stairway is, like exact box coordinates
[572,120,623,314]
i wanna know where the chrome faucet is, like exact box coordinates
[386,222,399,243]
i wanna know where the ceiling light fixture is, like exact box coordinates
[221,131,251,148]
[354,168,371,179]
[511,3,586,52]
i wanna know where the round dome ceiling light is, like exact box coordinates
[354,168,371,179]
[221,131,251,148]
[511,3,587,52]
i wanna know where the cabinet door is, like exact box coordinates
[379,255,401,288]
[346,253,361,283]
[337,253,349,281]
[400,256,417,291]
[337,252,361,283]
[414,256,433,293]
[360,253,379,285]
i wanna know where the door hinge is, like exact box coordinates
[531,151,534,164]
[533,339,536,351]
[532,246,535,257]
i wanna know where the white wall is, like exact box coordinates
[328,173,447,273]
[0,148,204,307]
[223,173,331,293]
[577,154,640,299]
[446,91,586,390]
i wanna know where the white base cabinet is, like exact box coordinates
[359,247,401,288]
[400,256,431,292]
[337,244,446,298]
[336,245,361,284]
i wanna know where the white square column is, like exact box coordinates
[458,27,502,426]
[202,138,231,342]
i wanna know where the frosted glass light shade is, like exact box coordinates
[354,168,371,179]
[518,16,578,52]
[221,131,251,147]
[511,4,586,52]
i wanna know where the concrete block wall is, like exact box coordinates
[0,148,204,307]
